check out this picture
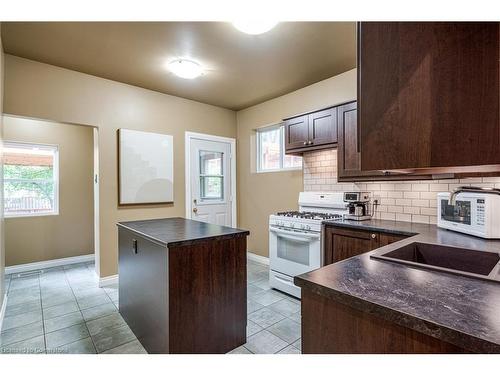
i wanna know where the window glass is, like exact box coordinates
[200,151,223,175]
[200,176,223,200]
[199,150,223,200]
[257,125,302,172]
[4,142,59,217]
[259,127,281,171]
[284,154,303,169]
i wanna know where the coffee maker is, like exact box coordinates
[343,192,371,221]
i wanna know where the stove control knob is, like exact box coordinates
[300,224,305,229]
[290,223,295,228]
[306,225,311,230]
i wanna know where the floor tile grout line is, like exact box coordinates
[0,276,45,351]
[70,262,126,353]
[38,272,47,354]
[98,336,136,354]
[62,263,98,354]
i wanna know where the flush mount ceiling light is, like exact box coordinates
[168,59,203,79]
[232,20,278,35]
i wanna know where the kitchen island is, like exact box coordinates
[117,217,249,354]
[295,219,500,354]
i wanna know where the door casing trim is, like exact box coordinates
[185,131,237,227]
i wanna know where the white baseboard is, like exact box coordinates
[0,293,8,333]
[247,251,269,266]
[5,254,95,275]
[99,275,118,288]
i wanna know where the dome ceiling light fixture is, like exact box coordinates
[168,59,204,79]
[232,20,278,35]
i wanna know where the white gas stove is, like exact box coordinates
[268,192,348,298]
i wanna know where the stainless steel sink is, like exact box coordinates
[371,242,500,282]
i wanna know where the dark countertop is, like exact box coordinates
[117,217,249,247]
[295,219,500,353]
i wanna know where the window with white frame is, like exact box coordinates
[256,124,302,172]
[3,141,59,217]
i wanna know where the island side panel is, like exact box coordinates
[168,234,247,354]
[301,290,467,354]
[118,227,169,353]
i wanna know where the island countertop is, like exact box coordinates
[294,219,500,353]
[117,217,249,247]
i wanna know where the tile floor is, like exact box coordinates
[0,259,300,354]
[229,260,302,354]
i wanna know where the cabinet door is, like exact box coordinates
[338,102,360,176]
[118,228,168,353]
[337,102,388,180]
[378,233,408,247]
[308,108,337,147]
[324,226,379,265]
[284,115,310,151]
[358,22,500,171]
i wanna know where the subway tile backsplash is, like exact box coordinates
[303,149,500,224]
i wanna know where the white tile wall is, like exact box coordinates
[303,149,500,224]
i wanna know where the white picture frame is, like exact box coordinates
[118,129,174,205]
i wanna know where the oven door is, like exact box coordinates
[269,226,321,276]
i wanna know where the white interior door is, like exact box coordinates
[188,137,232,226]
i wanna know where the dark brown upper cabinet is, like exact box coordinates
[284,115,309,150]
[285,107,337,154]
[358,22,500,172]
[337,101,433,181]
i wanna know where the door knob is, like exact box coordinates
[193,207,198,213]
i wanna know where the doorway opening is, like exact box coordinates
[2,115,100,275]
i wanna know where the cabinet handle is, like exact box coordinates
[371,233,376,239]
[132,239,138,254]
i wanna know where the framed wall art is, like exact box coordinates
[118,129,174,205]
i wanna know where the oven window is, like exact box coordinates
[441,199,471,225]
[277,237,310,266]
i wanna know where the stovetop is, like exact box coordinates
[275,211,344,221]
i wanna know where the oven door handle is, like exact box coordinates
[270,227,320,242]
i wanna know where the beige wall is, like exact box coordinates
[3,116,94,266]
[0,24,5,311]
[3,55,237,277]
[236,69,357,257]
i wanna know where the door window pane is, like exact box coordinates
[3,142,59,217]
[199,151,223,175]
[199,150,224,200]
[200,176,224,200]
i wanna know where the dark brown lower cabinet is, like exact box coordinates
[324,225,407,265]
[301,290,468,353]
[118,227,247,354]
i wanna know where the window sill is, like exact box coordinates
[256,167,303,174]
[5,211,60,219]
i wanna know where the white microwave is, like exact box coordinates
[437,191,500,239]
